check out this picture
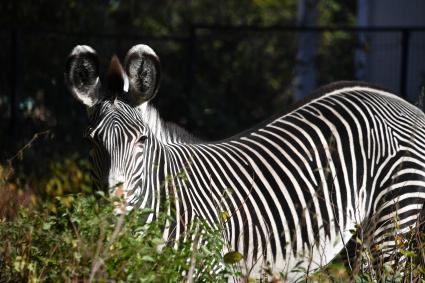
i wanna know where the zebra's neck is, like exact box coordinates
[138,103,200,144]
[138,137,193,229]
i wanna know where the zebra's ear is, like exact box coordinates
[124,44,160,105]
[65,45,101,107]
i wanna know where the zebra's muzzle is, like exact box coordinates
[112,183,126,215]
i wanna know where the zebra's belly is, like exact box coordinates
[230,218,357,282]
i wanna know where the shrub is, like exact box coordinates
[0,193,237,282]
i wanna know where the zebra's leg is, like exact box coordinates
[366,198,425,280]
[409,201,425,272]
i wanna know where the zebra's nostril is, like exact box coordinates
[114,184,124,198]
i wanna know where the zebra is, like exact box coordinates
[65,44,425,281]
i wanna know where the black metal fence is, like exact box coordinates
[189,25,425,99]
[1,25,425,156]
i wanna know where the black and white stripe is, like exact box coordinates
[66,45,425,281]
[85,84,425,280]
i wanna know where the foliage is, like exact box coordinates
[2,154,425,282]
[0,193,240,282]
[1,0,299,33]
[0,163,37,220]
[0,0,357,163]
[2,193,424,282]
[0,156,241,281]
[2,153,93,215]
[41,157,92,197]
[299,223,425,283]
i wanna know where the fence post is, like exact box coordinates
[400,29,410,99]
[187,25,197,97]
[9,28,19,137]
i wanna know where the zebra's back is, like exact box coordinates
[161,84,425,279]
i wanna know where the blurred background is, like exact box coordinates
[0,0,424,199]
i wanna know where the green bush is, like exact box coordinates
[0,193,238,282]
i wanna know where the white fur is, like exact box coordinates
[127,44,158,58]
[138,103,171,143]
[123,73,129,92]
[71,45,96,56]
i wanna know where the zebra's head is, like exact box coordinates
[65,44,160,204]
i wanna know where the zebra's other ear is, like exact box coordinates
[65,45,101,107]
[124,44,160,105]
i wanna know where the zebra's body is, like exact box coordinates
[66,44,425,281]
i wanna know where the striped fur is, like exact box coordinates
[85,82,425,281]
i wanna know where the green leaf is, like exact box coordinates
[220,211,230,222]
[383,264,394,274]
[141,255,155,262]
[42,222,53,230]
[400,249,417,258]
[355,236,362,244]
[223,251,243,264]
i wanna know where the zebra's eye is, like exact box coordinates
[137,135,147,144]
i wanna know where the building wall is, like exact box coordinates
[367,1,425,26]
[360,0,425,101]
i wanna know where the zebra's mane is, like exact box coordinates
[138,81,397,145]
[210,81,406,143]
[290,80,394,113]
[138,102,201,144]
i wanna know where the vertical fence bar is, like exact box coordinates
[400,29,410,99]
[187,25,197,97]
[9,28,18,136]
